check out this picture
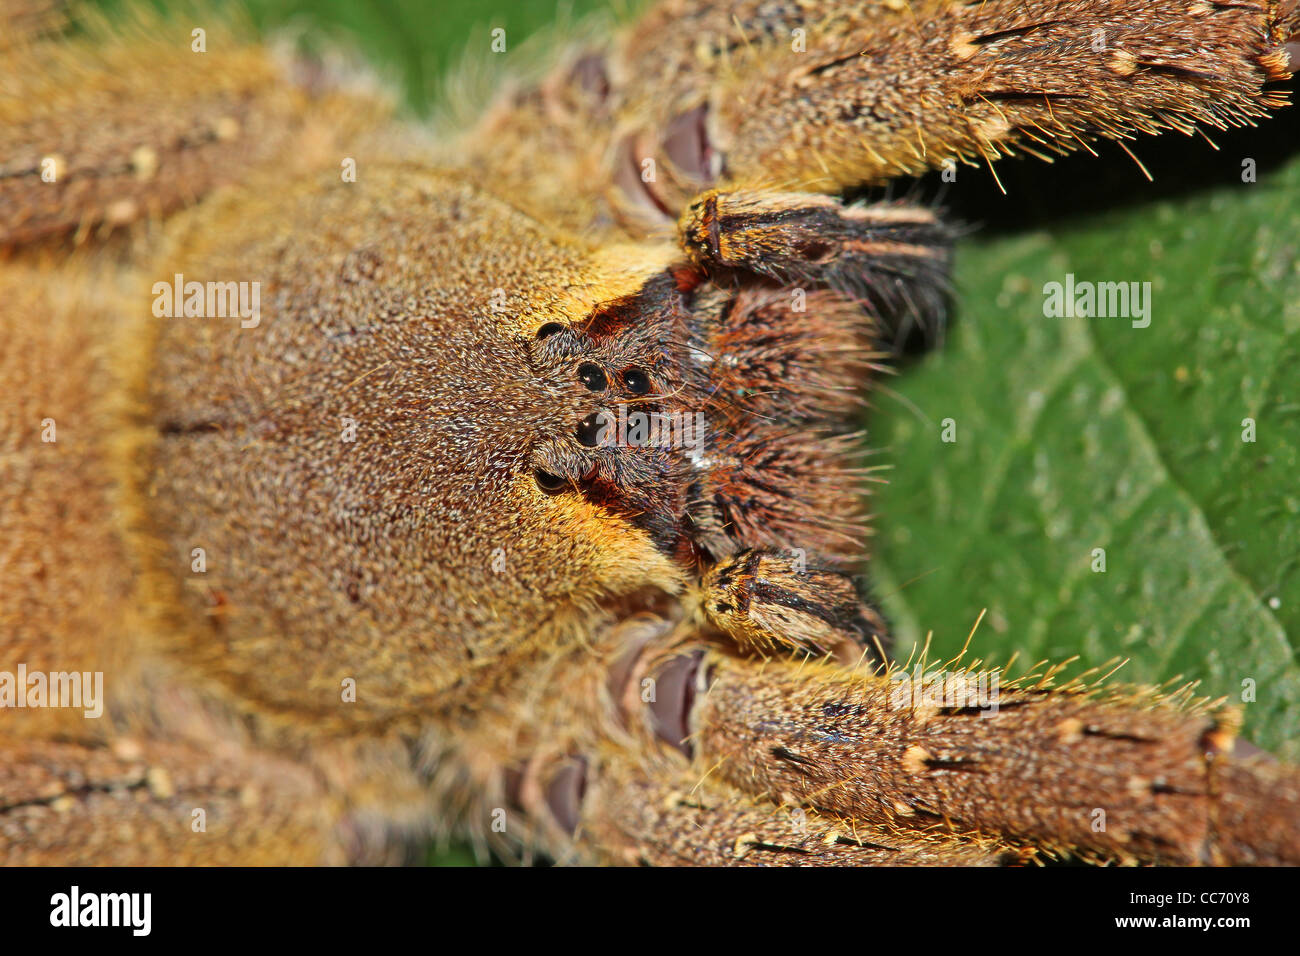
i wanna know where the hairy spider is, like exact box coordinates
[2,0,1299,866]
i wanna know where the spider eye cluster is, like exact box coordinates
[527,312,672,497]
[573,361,654,397]
[520,288,691,563]
[523,268,870,563]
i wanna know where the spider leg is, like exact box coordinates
[579,752,1016,866]
[0,737,347,865]
[0,2,390,248]
[698,549,888,664]
[447,0,1297,235]
[476,615,1018,866]
[489,614,1293,866]
[679,189,953,341]
[617,0,1298,196]
[687,649,1300,865]
[488,613,1297,865]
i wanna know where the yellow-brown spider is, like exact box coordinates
[2,0,1299,865]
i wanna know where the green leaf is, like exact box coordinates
[870,156,1300,757]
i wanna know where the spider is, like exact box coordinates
[2,0,1299,866]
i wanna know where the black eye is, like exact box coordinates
[576,411,609,448]
[622,367,651,395]
[534,469,567,493]
[536,322,566,339]
[577,362,607,391]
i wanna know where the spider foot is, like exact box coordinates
[699,549,887,663]
[679,189,954,346]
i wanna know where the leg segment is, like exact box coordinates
[480,613,1300,868]
[464,612,1299,866]
[680,189,953,339]
[0,738,347,865]
[0,4,390,247]
[453,0,1296,233]
[472,615,1011,865]
[580,753,1016,866]
[689,650,1300,865]
[621,0,1298,194]
[699,549,887,662]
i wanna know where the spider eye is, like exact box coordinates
[536,322,566,339]
[577,362,607,391]
[622,367,651,395]
[576,411,609,448]
[534,469,568,493]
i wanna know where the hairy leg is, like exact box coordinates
[624,0,1299,194]
[580,753,1015,866]
[679,189,954,341]
[0,738,347,865]
[458,612,1297,866]
[0,3,411,865]
[0,2,391,247]
[688,649,1300,865]
[0,257,142,742]
[460,613,1010,865]
[461,0,1298,234]
[698,549,887,662]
